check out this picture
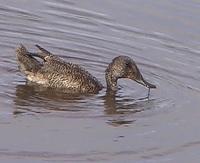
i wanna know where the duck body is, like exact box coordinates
[16,44,156,94]
[37,59,103,93]
[16,45,103,94]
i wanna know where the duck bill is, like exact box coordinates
[135,78,156,89]
[143,79,156,89]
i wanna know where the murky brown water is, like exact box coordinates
[0,0,200,162]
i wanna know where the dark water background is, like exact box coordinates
[0,0,200,162]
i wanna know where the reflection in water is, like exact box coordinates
[14,82,155,126]
[14,83,88,115]
[103,90,155,126]
[1,0,200,162]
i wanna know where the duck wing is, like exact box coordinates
[32,44,62,63]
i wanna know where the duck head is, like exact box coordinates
[105,56,156,91]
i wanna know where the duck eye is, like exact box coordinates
[125,62,131,68]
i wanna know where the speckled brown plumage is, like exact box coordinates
[16,44,103,94]
[105,56,156,91]
[16,44,156,94]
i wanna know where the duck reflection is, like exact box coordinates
[103,90,154,126]
[14,82,87,115]
[14,82,155,126]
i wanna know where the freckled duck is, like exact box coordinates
[16,44,156,94]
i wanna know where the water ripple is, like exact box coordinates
[0,1,200,162]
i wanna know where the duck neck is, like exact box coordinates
[105,66,118,91]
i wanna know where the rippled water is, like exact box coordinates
[0,0,200,162]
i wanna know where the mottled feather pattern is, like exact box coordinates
[16,44,155,94]
[40,57,103,93]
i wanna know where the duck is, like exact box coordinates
[16,44,156,94]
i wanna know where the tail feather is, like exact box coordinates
[24,44,54,62]
[35,44,51,55]
[34,44,61,62]
[16,44,41,75]
[33,44,52,61]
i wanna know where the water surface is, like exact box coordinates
[0,0,200,162]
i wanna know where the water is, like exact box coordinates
[0,0,200,162]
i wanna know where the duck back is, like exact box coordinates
[16,45,103,94]
[40,58,103,93]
